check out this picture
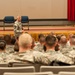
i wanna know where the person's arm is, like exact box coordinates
[33,51,51,65]
[13,22,18,32]
[55,52,74,65]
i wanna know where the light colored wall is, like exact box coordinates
[0,0,67,19]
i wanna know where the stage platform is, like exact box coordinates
[0,20,75,40]
[0,20,75,26]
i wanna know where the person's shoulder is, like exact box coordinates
[70,46,75,50]
[33,44,44,52]
[33,50,44,55]
[45,49,56,54]
[60,46,71,54]
[65,49,75,58]
[15,20,18,23]
[6,45,14,53]
[55,51,74,65]
[14,21,18,25]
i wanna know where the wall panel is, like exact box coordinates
[0,0,67,19]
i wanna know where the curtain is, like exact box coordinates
[68,0,75,21]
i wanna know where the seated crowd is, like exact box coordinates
[0,32,75,66]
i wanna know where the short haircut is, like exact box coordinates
[45,35,57,47]
[38,34,45,43]
[19,33,32,48]
[11,36,16,45]
[0,35,4,40]
[68,33,74,39]
[56,35,61,42]
[70,35,75,45]
[39,36,45,43]
[4,35,11,44]
[0,40,6,50]
[60,35,67,44]
[49,32,55,36]
[38,34,45,39]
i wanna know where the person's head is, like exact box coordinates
[56,34,61,43]
[4,35,11,45]
[38,34,44,39]
[18,33,32,52]
[70,35,75,46]
[68,33,74,40]
[0,40,6,51]
[45,35,57,50]
[60,35,67,45]
[0,35,4,40]
[11,36,16,45]
[49,32,56,37]
[31,38,35,49]
[38,34,45,45]
[14,42,19,52]
[17,16,21,22]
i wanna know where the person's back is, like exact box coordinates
[7,33,34,63]
[60,35,75,54]
[4,35,14,53]
[63,35,75,62]
[34,35,74,65]
[45,35,73,65]
[0,40,8,62]
[59,35,70,53]
[34,34,45,52]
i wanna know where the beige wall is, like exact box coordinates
[0,0,67,19]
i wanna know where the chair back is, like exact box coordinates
[40,66,75,74]
[21,16,29,23]
[4,16,15,23]
[59,72,75,75]
[13,62,41,72]
[0,66,35,75]
[0,63,8,67]
[4,72,53,75]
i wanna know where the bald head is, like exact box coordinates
[70,35,75,45]
[17,16,21,22]
[68,33,74,39]
[19,33,32,48]
[60,35,67,44]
